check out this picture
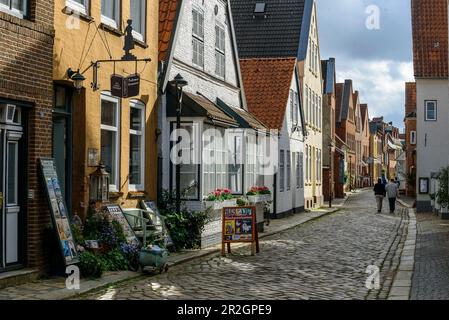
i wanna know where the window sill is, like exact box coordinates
[109,191,124,199]
[133,38,148,49]
[127,191,147,199]
[100,22,123,37]
[63,6,93,23]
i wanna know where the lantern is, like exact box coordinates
[89,163,110,203]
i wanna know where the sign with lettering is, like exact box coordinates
[110,74,140,98]
[40,158,79,265]
[102,204,140,246]
[221,206,259,256]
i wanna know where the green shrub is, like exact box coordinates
[79,251,105,279]
[100,249,129,271]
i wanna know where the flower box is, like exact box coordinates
[203,201,223,210]
[247,195,264,203]
[222,199,237,207]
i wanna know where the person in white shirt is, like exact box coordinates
[385,179,399,213]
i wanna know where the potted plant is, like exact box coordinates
[437,167,449,219]
[246,186,272,203]
[203,189,236,209]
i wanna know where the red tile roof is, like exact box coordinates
[239,58,297,130]
[159,0,179,62]
[411,0,448,78]
[405,82,417,116]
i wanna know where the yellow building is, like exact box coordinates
[53,0,158,217]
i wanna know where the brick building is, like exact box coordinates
[360,104,371,186]
[404,82,417,196]
[0,1,55,274]
[336,80,357,192]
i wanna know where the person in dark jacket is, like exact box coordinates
[373,178,386,213]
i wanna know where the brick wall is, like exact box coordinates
[0,1,55,271]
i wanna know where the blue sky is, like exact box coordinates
[317,0,414,131]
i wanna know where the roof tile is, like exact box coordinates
[159,0,179,62]
[240,58,297,130]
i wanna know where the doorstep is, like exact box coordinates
[0,206,342,300]
[0,269,39,290]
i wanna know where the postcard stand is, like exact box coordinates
[221,206,260,256]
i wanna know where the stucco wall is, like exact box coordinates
[53,0,159,216]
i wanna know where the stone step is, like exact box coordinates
[0,269,39,290]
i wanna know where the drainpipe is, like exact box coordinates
[273,173,277,218]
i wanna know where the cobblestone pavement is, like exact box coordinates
[77,190,408,300]
[411,213,449,300]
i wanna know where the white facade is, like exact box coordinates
[416,79,449,212]
[302,0,324,209]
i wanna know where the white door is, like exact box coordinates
[1,125,23,269]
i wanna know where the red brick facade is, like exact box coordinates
[405,82,417,196]
[0,2,55,272]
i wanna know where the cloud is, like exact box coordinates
[317,0,413,131]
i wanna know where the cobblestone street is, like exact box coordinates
[77,190,408,300]
[411,213,449,300]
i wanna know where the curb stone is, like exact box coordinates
[387,208,416,300]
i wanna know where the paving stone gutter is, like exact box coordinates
[0,199,346,300]
[387,204,417,301]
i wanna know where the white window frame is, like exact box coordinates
[131,0,146,42]
[410,131,417,145]
[101,0,120,29]
[215,24,226,78]
[192,7,205,69]
[100,93,120,192]
[287,150,291,191]
[304,85,309,123]
[66,0,88,15]
[227,130,244,194]
[425,100,437,121]
[279,150,285,192]
[0,0,27,18]
[203,126,227,197]
[129,101,145,191]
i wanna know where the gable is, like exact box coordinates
[240,58,297,130]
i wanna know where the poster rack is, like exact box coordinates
[39,158,79,265]
[221,206,260,256]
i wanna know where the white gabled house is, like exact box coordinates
[158,0,272,246]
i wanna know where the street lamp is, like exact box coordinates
[328,142,335,208]
[169,74,188,215]
[67,68,86,92]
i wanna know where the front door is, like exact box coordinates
[0,104,24,271]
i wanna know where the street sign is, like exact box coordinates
[110,74,140,98]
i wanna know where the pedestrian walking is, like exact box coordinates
[385,179,399,213]
[373,178,386,213]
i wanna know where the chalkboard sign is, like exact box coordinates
[39,158,79,265]
[102,204,140,246]
[221,206,259,256]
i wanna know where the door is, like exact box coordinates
[1,128,23,269]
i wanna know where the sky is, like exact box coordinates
[316,0,414,132]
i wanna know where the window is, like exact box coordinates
[215,25,225,78]
[308,146,312,182]
[290,90,294,124]
[192,8,204,68]
[304,85,309,123]
[256,134,265,186]
[425,101,437,121]
[245,132,257,191]
[101,0,120,28]
[131,0,146,41]
[0,0,27,18]
[66,0,88,15]
[100,94,120,191]
[227,131,243,194]
[311,42,315,73]
[203,126,226,196]
[309,39,312,70]
[317,149,321,182]
[129,101,145,191]
[297,152,304,188]
[318,96,322,129]
[287,151,291,191]
[410,131,417,145]
[279,150,285,192]
[308,87,312,125]
[313,92,317,127]
[171,122,200,200]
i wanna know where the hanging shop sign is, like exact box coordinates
[40,158,79,265]
[221,206,259,256]
[111,74,140,99]
[102,204,140,245]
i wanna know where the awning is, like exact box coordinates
[387,139,402,150]
[166,87,238,127]
[216,98,268,130]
